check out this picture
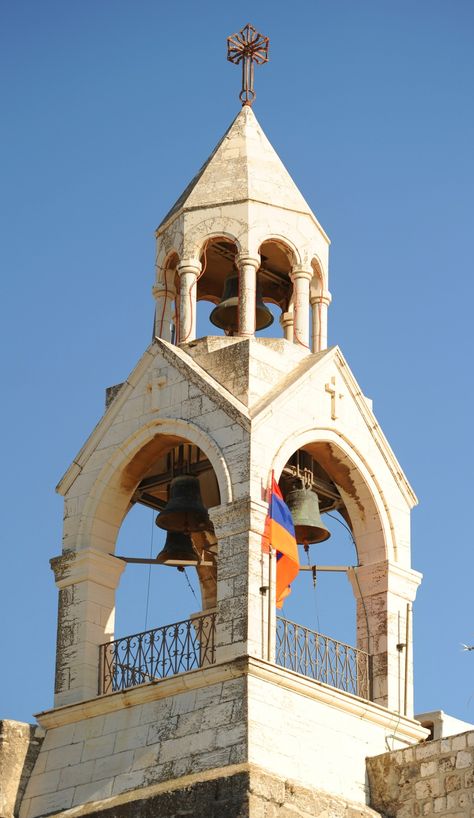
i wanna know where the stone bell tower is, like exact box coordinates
[13,25,428,818]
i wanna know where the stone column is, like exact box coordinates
[236,255,260,336]
[290,268,312,347]
[51,548,125,707]
[279,309,294,342]
[210,498,270,664]
[347,561,422,715]
[152,278,177,342]
[310,291,332,352]
[177,258,201,344]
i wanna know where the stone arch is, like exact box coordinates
[310,255,328,294]
[196,232,243,260]
[77,419,233,556]
[257,234,301,268]
[183,219,245,260]
[158,249,180,282]
[271,427,395,565]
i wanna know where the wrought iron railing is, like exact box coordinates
[276,617,372,700]
[99,612,216,694]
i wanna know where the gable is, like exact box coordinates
[56,339,249,496]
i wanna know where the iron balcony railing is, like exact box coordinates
[276,616,372,700]
[99,611,216,694]
[99,612,371,700]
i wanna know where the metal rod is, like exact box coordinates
[267,547,272,661]
[404,602,411,716]
[299,565,350,572]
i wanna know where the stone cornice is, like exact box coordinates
[35,655,427,744]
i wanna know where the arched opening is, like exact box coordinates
[258,239,297,340]
[195,236,240,337]
[272,434,390,701]
[155,251,179,343]
[114,437,220,632]
[276,445,357,647]
[91,430,224,694]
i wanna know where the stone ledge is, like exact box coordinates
[35,656,427,745]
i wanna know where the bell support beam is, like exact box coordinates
[236,255,260,336]
[177,258,201,344]
[153,278,177,342]
[310,290,332,352]
[291,267,312,348]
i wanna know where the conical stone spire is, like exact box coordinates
[158,106,320,231]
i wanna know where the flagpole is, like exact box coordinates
[267,470,274,662]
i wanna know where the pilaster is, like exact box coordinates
[50,550,125,707]
[348,561,422,715]
[210,498,270,664]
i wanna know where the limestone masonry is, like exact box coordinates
[3,70,471,818]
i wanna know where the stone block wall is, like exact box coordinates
[0,720,43,818]
[367,730,474,817]
[20,677,246,818]
[24,766,383,818]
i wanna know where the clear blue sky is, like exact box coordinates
[1,0,473,724]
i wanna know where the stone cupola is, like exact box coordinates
[153,105,331,349]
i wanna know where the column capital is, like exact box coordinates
[236,254,260,271]
[310,290,332,307]
[279,311,294,329]
[290,266,312,282]
[347,561,423,601]
[209,498,268,539]
[177,258,202,276]
[50,548,125,590]
[152,281,176,299]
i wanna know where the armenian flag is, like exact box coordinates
[267,477,299,608]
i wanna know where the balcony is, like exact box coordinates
[99,613,372,701]
[99,611,217,695]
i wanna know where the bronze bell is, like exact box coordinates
[210,272,274,334]
[285,482,331,544]
[155,531,198,567]
[155,475,210,533]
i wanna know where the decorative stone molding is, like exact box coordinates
[50,549,125,590]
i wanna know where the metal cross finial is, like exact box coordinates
[227,23,269,107]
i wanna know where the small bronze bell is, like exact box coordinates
[285,482,331,544]
[155,475,210,533]
[210,272,274,334]
[155,531,198,567]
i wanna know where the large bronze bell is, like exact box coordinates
[155,475,210,533]
[155,531,198,567]
[285,482,331,544]
[210,272,274,334]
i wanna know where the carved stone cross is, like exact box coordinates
[325,376,344,420]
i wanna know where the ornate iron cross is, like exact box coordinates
[227,23,269,106]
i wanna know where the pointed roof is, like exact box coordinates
[158,106,317,231]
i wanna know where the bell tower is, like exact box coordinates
[17,25,427,818]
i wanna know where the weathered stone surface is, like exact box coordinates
[21,766,383,818]
[367,730,474,817]
[0,720,43,818]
